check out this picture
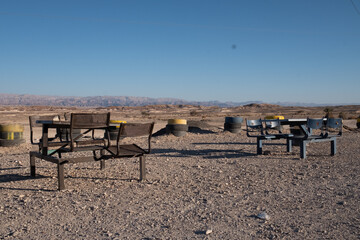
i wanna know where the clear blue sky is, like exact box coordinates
[1,0,360,104]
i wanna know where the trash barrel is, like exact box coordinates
[357,118,360,129]
[107,120,127,140]
[0,124,25,147]
[166,119,188,137]
[60,128,82,141]
[224,117,243,133]
[60,113,82,140]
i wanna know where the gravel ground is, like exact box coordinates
[1,124,360,239]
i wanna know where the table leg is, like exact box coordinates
[42,125,49,155]
[58,162,65,190]
[299,124,310,137]
[300,141,307,159]
[331,138,336,156]
[30,152,36,177]
[139,156,146,181]
[287,138,292,152]
[100,160,105,170]
[100,149,105,169]
[256,138,263,155]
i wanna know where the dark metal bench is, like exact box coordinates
[293,118,342,159]
[30,112,111,190]
[100,122,155,181]
[246,119,293,154]
[29,115,68,157]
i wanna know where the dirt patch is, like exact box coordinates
[0,105,359,239]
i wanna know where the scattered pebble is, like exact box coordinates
[257,212,270,221]
[0,114,358,239]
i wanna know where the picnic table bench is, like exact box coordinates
[246,118,342,159]
[29,112,154,190]
[290,118,342,159]
[246,119,293,154]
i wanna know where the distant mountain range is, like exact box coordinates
[0,93,356,107]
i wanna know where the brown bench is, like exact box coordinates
[30,113,111,190]
[30,113,155,190]
[100,122,155,181]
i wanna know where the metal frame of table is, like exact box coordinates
[30,120,109,190]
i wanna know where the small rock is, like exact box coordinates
[15,161,23,166]
[90,206,98,211]
[205,229,213,235]
[257,212,270,221]
[263,151,271,155]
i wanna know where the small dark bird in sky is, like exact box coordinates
[232,44,237,49]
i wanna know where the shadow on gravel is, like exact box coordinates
[193,142,256,145]
[0,186,54,192]
[66,175,138,182]
[0,167,23,171]
[0,173,46,183]
[192,142,287,146]
[152,127,217,137]
[0,174,55,192]
[194,230,207,235]
[205,152,256,159]
[248,214,260,219]
[152,148,257,158]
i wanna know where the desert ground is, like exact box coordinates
[0,104,360,239]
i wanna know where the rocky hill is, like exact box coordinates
[0,93,358,107]
[0,93,259,107]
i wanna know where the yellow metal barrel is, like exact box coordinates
[166,119,188,137]
[0,124,25,146]
[108,120,127,140]
[0,124,24,140]
[168,119,187,125]
[110,120,127,128]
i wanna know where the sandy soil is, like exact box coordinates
[0,106,360,239]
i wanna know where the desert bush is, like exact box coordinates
[323,107,334,118]
[338,112,347,119]
[141,111,150,116]
[190,110,198,116]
